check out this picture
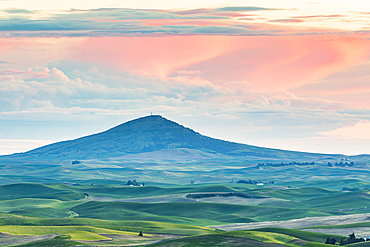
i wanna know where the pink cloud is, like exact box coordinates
[170,9,210,15]
[270,19,304,23]
[213,13,256,18]
[66,35,370,93]
[0,69,50,80]
[92,19,143,23]
[0,76,12,82]
[0,38,85,70]
[2,35,369,110]
[179,36,370,90]
[237,17,255,21]
[169,9,257,18]
[143,19,235,27]
[291,59,370,108]
[293,14,346,19]
[67,36,234,78]
[93,18,244,27]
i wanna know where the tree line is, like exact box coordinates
[236,179,274,185]
[325,233,367,245]
[327,162,355,167]
[186,192,265,199]
[257,162,315,168]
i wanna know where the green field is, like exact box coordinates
[70,200,339,225]
[0,179,368,246]
[149,228,346,247]
[0,182,368,223]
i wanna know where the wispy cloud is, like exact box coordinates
[269,19,304,23]
[293,14,346,19]
[0,7,365,37]
[2,8,36,14]
[215,6,280,11]
[319,121,370,139]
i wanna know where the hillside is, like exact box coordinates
[6,115,365,161]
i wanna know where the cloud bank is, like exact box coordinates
[0,6,367,37]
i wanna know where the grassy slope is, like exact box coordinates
[0,198,84,218]
[0,183,367,225]
[64,184,240,199]
[238,186,370,214]
[279,179,370,191]
[0,225,138,240]
[71,200,336,225]
[7,227,344,247]
[0,215,213,235]
[0,182,368,224]
[149,234,290,247]
[0,181,367,246]
[221,230,298,245]
[253,228,346,243]
[11,235,84,247]
[347,242,370,246]
[149,228,342,247]
[303,221,370,229]
[0,184,83,201]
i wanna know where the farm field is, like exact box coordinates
[0,180,367,246]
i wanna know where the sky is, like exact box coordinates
[1,1,370,155]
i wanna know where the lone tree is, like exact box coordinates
[349,233,355,244]
[139,231,143,236]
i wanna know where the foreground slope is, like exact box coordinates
[6,115,359,161]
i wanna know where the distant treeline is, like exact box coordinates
[236,179,274,185]
[327,162,355,167]
[257,162,315,168]
[256,161,358,168]
[186,192,265,199]
[341,187,369,192]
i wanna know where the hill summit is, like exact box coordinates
[9,115,347,161]
[12,115,243,159]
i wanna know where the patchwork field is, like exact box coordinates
[0,178,368,245]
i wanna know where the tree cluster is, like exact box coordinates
[257,162,315,168]
[127,180,144,186]
[325,237,337,245]
[341,186,369,192]
[342,232,365,245]
[327,162,354,167]
[186,192,265,199]
[236,179,274,185]
[326,233,366,245]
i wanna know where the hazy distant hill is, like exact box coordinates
[6,115,365,161]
